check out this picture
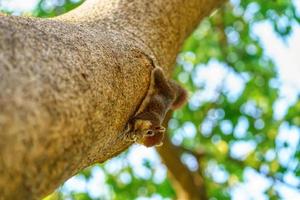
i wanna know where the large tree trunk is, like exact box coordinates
[0,0,224,199]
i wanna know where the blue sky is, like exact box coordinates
[0,0,38,13]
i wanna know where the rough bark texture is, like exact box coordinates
[0,0,224,199]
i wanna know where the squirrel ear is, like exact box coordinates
[155,141,163,147]
[155,126,165,133]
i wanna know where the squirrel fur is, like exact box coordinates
[125,67,187,147]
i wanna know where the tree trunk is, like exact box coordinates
[0,0,224,199]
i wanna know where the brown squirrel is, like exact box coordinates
[125,67,187,147]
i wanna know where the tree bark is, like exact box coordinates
[0,0,224,199]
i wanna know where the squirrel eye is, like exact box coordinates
[146,130,154,136]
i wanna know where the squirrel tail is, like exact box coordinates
[169,80,188,110]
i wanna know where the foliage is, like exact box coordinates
[33,0,83,18]
[2,0,299,199]
[170,1,300,198]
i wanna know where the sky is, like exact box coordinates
[0,0,38,13]
[0,0,299,199]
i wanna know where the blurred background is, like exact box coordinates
[1,0,299,199]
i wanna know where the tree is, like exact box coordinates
[0,0,225,199]
[1,0,300,199]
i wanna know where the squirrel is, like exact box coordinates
[125,67,187,147]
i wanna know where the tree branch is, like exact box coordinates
[156,112,207,200]
[57,0,226,71]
